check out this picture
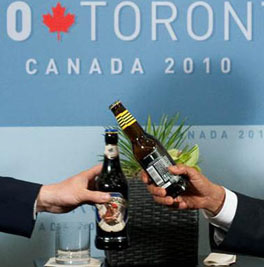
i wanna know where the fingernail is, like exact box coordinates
[162,189,167,197]
[168,165,176,170]
[176,196,181,202]
[167,197,174,205]
[102,194,111,201]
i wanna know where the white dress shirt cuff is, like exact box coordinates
[33,198,38,220]
[203,188,238,232]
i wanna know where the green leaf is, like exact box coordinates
[156,114,166,140]
[184,145,199,166]
[165,121,185,149]
[145,115,152,135]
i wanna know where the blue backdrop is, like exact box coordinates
[1,1,264,266]
[0,0,263,126]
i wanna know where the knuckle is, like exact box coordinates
[147,185,154,193]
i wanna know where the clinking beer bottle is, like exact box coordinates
[109,101,188,198]
[95,129,129,250]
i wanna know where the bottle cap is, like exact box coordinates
[105,129,118,134]
[105,129,118,144]
[109,100,121,110]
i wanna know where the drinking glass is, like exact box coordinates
[55,222,90,265]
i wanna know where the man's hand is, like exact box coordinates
[36,165,110,213]
[141,164,226,215]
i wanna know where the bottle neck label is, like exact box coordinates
[96,192,128,232]
[116,110,136,130]
[105,144,119,159]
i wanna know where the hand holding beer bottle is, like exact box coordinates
[142,164,226,215]
[110,101,188,198]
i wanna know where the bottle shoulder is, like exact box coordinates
[131,133,165,157]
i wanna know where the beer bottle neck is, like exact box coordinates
[102,144,122,172]
[122,122,145,142]
[110,102,145,142]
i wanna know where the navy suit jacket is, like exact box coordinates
[210,192,264,257]
[0,177,42,238]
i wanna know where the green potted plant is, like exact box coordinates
[105,114,200,267]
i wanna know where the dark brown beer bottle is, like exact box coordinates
[109,101,188,198]
[95,129,129,250]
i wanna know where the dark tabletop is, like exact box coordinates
[34,255,264,267]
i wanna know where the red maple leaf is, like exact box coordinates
[43,3,75,41]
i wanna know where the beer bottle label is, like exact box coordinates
[105,144,118,159]
[96,192,128,232]
[141,148,181,189]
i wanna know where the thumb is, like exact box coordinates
[81,190,111,204]
[81,164,103,180]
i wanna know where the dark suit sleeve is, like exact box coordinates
[210,192,264,257]
[0,177,42,238]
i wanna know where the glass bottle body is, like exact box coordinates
[95,131,129,250]
[110,101,188,198]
